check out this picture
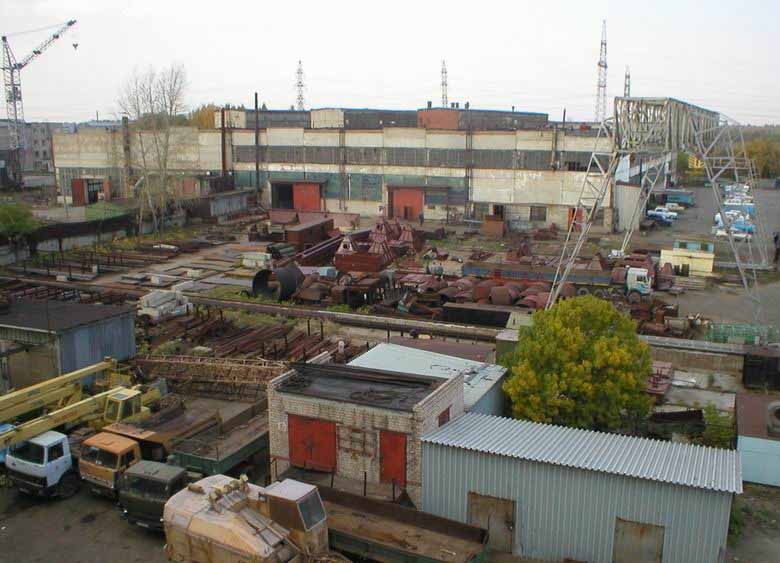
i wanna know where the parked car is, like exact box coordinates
[651,206,678,220]
[716,229,752,242]
[664,202,685,213]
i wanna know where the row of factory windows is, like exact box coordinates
[233,145,593,171]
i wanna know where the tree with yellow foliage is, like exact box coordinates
[502,295,653,431]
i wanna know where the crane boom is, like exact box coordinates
[16,20,77,70]
[0,388,115,450]
[1,18,76,167]
[0,359,116,423]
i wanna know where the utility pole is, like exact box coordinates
[624,66,631,97]
[595,20,608,122]
[295,60,305,111]
[254,92,260,206]
[220,107,227,178]
[441,60,448,108]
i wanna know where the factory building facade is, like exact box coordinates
[53,106,617,231]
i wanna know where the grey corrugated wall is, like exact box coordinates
[422,443,732,563]
[58,313,136,373]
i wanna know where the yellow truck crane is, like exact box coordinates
[0,359,119,423]
[1,381,164,499]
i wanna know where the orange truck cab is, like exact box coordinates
[79,432,141,498]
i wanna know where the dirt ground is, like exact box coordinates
[726,484,780,562]
[0,485,166,563]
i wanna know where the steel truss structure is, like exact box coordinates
[548,97,767,322]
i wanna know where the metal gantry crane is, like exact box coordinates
[1,19,77,180]
[547,97,768,323]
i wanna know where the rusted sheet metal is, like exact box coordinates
[292,182,322,211]
[289,415,337,472]
[612,518,665,563]
[379,431,407,488]
[319,484,487,562]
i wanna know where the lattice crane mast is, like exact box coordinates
[2,19,77,154]
[546,98,767,323]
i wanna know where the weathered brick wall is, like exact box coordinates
[409,374,465,505]
[267,369,465,507]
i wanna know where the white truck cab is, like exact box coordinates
[5,431,80,498]
[626,267,652,297]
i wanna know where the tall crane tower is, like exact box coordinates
[2,19,77,181]
[594,20,608,122]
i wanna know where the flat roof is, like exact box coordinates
[387,337,494,363]
[125,460,186,481]
[83,432,139,453]
[265,478,317,501]
[277,363,443,412]
[0,299,133,333]
[348,343,505,410]
[737,393,780,441]
[30,431,66,447]
[423,413,742,494]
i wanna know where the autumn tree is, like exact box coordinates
[743,137,780,178]
[187,103,219,129]
[118,64,188,235]
[502,295,653,431]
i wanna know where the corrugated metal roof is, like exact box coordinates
[422,413,742,493]
[348,343,506,410]
[0,299,133,333]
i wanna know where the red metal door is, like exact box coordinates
[293,182,321,211]
[71,179,87,206]
[288,414,336,472]
[380,431,407,487]
[392,188,423,221]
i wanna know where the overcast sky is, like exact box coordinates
[1,0,778,125]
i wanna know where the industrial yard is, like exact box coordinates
[2,3,780,563]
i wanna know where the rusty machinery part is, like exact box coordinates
[251,264,305,301]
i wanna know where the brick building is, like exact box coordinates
[267,362,463,507]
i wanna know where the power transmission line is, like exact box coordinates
[624,66,631,97]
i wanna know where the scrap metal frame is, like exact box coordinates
[547,97,766,322]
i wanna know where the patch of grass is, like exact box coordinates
[152,340,185,356]
[204,285,294,307]
[728,500,746,546]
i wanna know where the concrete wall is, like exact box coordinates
[268,371,463,506]
[649,346,744,376]
[614,183,642,232]
[311,109,344,129]
[6,343,59,389]
[738,436,780,486]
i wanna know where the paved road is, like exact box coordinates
[0,486,166,563]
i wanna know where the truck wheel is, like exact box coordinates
[627,290,642,304]
[57,472,80,499]
[576,287,590,296]
[594,289,608,299]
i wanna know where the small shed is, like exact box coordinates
[422,413,741,563]
[268,362,464,507]
[736,392,780,486]
[348,343,507,415]
[0,299,136,389]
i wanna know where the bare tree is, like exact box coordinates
[118,64,188,235]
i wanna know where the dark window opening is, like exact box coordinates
[438,407,451,427]
[530,206,547,222]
